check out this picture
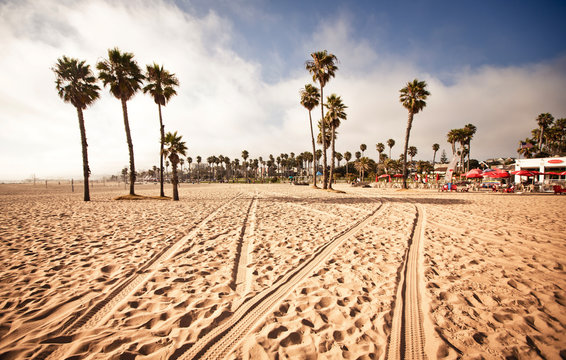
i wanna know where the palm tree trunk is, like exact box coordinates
[402,112,413,189]
[172,163,179,200]
[76,107,90,201]
[158,103,165,197]
[329,124,336,189]
[320,87,328,189]
[539,126,544,152]
[466,141,471,172]
[308,110,318,187]
[121,97,136,195]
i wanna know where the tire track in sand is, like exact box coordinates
[34,193,243,360]
[170,201,385,360]
[386,204,429,360]
[232,193,257,300]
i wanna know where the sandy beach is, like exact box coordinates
[0,182,564,359]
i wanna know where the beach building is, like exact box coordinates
[513,156,566,184]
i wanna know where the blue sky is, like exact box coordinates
[0,0,565,180]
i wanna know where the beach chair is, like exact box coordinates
[553,185,566,194]
[502,185,515,193]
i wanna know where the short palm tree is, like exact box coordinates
[399,79,430,189]
[97,48,144,195]
[53,56,100,201]
[325,94,347,189]
[376,143,385,163]
[408,146,418,162]
[163,131,187,200]
[387,139,395,159]
[143,63,179,197]
[355,157,370,182]
[242,150,249,179]
[306,50,338,189]
[300,84,320,187]
[432,143,440,170]
[196,155,202,181]
[344,151,352,178]
[360,144,367,156]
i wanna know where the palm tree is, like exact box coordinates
[408,146,418,163]
[53,56,100,201]
[325,94,347,189]
[355,157,370,182]
[306,50,338,189]
[399,79,430,189]
[463,123,477,172]
[355,151,361,161]
[376,143,385,163]
[387,139,395,159]
[344,151,352,180]
[97,48,144,195]
[242,150,249,179]
[196,155,202,182]
[360,144,367,156]
[187,156,192,180]
[431,143,440,170]
[300,84,320,187]
[162,131,187,201]
[143,63,179,197]
[536,113,554,153]
[335,152,343,167]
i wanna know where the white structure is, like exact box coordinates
[514,156,566,183]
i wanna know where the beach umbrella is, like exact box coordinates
[544,172,560,175]
[511,170,534,176]
[393,174,404,178]
[465,171,484,178]
[485,170,510,178]
[378,174,390,178]
[560,171,566,176]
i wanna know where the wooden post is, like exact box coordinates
[71,179,74,192]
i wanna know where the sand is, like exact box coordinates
[0,182,564,359]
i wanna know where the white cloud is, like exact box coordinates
[0,0,565,180]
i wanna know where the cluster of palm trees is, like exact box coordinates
[53,48,186,201]
[299,50,431,190]
[517,113,565,158]
[446,124,477,173]
[301,50,347,190]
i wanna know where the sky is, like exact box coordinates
[1,0,565,181]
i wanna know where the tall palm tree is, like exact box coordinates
[536,113,554,153]
[387,139,395,159]
[187,156,192,180]
[53,56,100,201]
[306,50,338,189]
[196,155,202,182]
[399,79,430,189]
[143,63,179,197]
[355,157,370,182]
[360,143,367,157]
[344,151,352,180]
[163,131,187,201]
[376,143,385,163]
[431,143,440,170]
[325,94,347,189]
[300,84,320,187]
[242,150,249,179]
[463,123,477,172]
[97,48,144,195]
